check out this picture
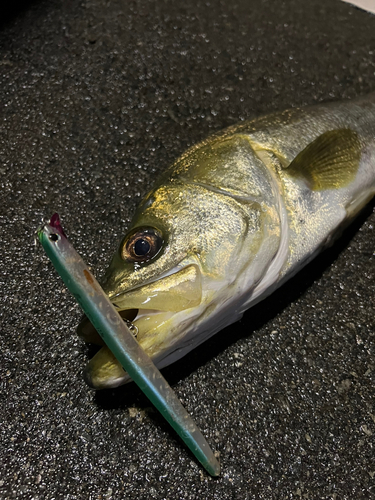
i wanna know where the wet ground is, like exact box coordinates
[0,0,374,498]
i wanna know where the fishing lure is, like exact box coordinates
[38,214,220,476]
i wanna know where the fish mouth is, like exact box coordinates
[77,264,202,389]
[78,307,176,389]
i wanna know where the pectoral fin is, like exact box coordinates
[285,129,361,190]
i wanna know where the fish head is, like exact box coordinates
[80,134,282,388]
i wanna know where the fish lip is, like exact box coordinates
[106,261,196,303]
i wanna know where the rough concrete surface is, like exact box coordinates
[0,0,374,498]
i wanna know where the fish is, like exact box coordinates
[78,93,375,390]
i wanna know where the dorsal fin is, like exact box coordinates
[285,129,361,191]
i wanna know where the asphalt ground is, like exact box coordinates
[0,0,374,498]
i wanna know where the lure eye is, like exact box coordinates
[121,227,163,263]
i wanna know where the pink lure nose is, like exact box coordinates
[49,213,66,237]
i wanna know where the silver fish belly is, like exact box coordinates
[79,94,375,389]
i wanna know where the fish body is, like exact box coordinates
[79,94,375,389]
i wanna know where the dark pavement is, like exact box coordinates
[0,0,374,498]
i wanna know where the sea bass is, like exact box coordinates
[78,94,375,389]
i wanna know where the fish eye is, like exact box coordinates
[121,227,163,263]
